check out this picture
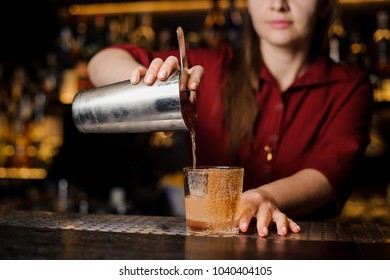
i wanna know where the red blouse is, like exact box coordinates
[109,44,373,217]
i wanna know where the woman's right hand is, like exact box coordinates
[130,56,204,137]
[129,56,204,93]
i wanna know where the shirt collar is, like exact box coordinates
[259,55,351,88]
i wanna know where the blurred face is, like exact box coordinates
[248,0,330,49]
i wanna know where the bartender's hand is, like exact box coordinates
[130,56,203,137]
[129,56,204,90]
[239,188,301,237]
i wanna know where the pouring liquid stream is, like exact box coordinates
[177,26,197,170]
[190,129,196,169]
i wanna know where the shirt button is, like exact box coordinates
[264,146,273,162]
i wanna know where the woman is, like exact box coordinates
[87,0,372,237]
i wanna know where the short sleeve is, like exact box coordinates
[301,70,373,213]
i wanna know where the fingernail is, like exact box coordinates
[159,69,167,79]
[280,226,287,235]
[259,226,268,237]
[190,81,197,90]
[145,74,153,84]
[131,74,138,84]
[241,221,248,230]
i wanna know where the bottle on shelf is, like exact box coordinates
[346,27,367,70]
[203,0,226,49]
[225,0,242,49]
[130,13,156,50]
[328,4,346,63]
[372,10,390,101]
[373,10,390,76]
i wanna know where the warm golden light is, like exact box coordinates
[0,168,47,179]
[59,69,79,104]
[26,146,38,157]
[373,29,390,43]
[67,0,389,16]
[3,145,15,157]
[350,43,366,54]
[374,79,390,102]
[68,0,246,16]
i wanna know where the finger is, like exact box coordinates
[158,56,179,80]
[238,205,255,233]
[130,65,147,84]
[256,203,273,238]
[272,211,289,236]
[187,65,204,91]
[144,58,164,85]
[164,131,175,137]
[287,218,301,233]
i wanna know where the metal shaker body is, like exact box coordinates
[72,70,196,133]
[72,26,196,134]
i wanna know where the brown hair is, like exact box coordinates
[222,2,334,156]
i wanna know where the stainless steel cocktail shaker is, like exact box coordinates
[72,27,196,133]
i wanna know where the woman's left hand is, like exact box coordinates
[239,188,301,237]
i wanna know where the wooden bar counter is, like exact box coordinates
[0,207,389,260]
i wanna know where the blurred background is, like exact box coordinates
[0,0,390,222]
